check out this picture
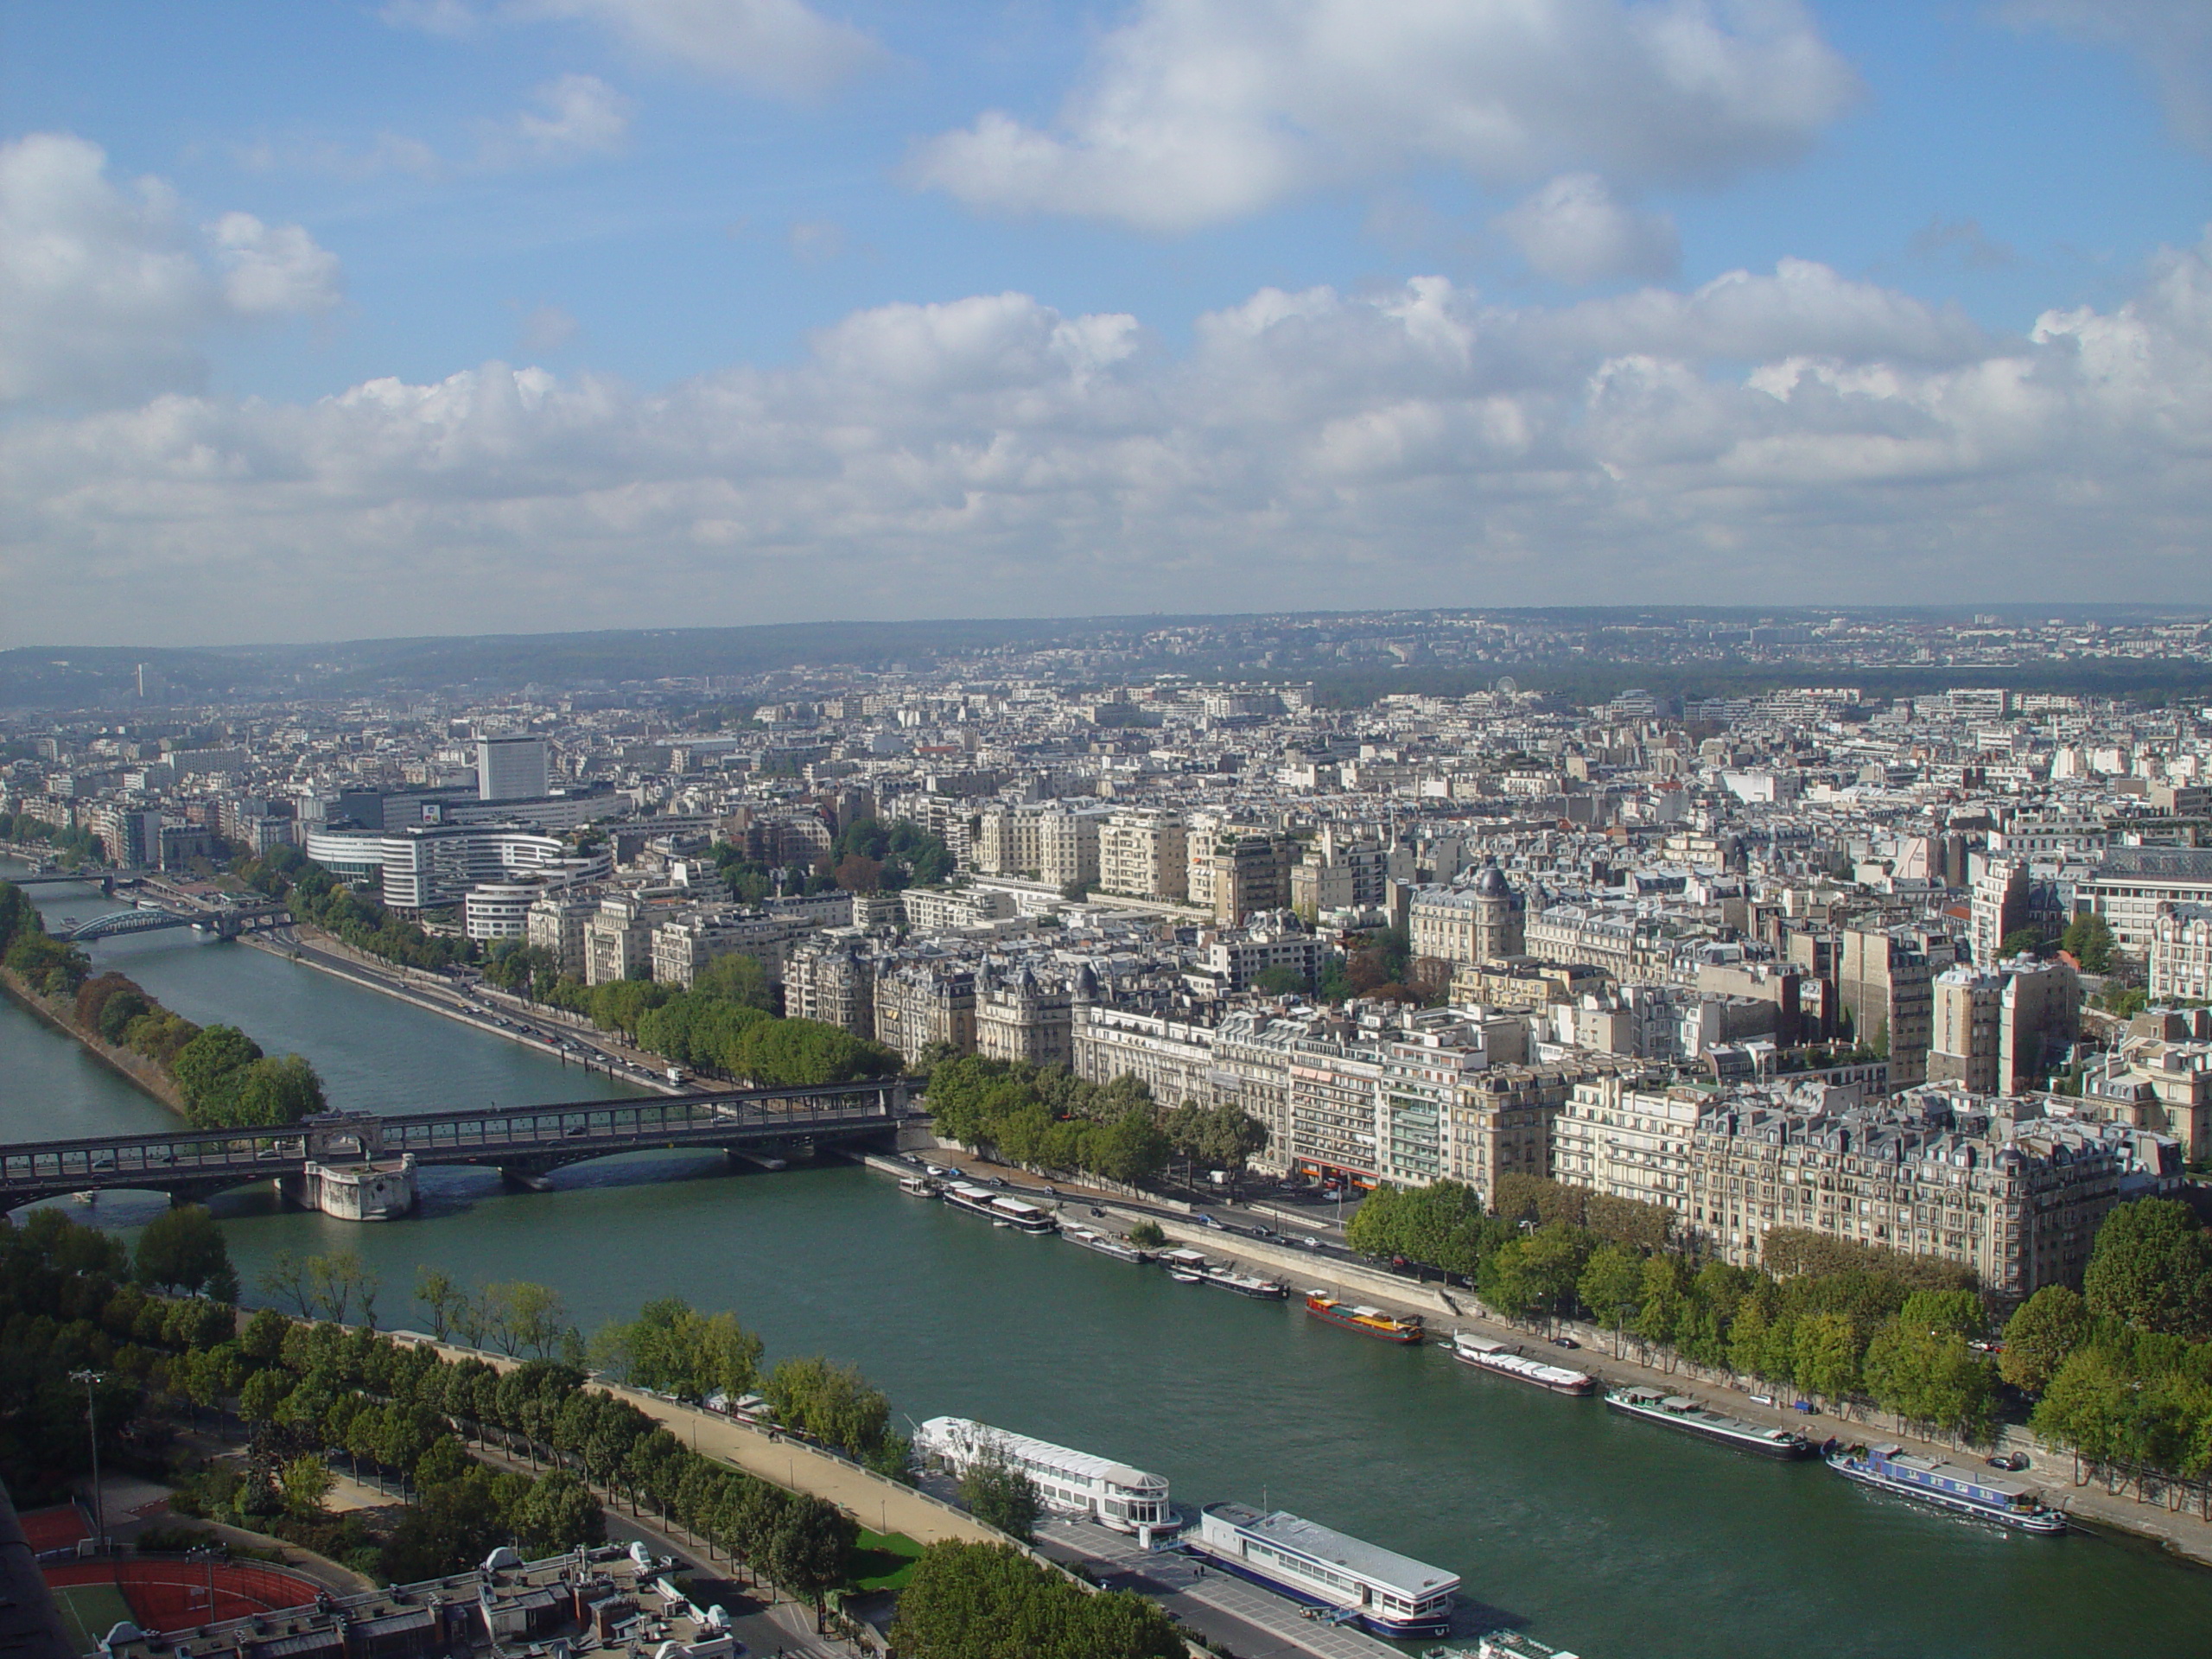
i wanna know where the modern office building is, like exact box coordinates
[477,734,551,803]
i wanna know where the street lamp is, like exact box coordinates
[68,1370,105,1553]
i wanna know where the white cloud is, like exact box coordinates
[209,213,344,316]
[499,73,632,162]
[1997,1,2212,151]
[15,241,2212,639]
[1497,174,1679,283]
[910,0,1859,232]
[0,134,343,408]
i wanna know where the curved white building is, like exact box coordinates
[915,1416,1170,1532]
[305,824,608,912]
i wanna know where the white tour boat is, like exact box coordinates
[1449,1333,1595,1396]
[916,1416,1173,1533]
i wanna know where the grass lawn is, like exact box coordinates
[53,1582,137,1654]
[847,1529,924,1593]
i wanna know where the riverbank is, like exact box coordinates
[0,964,187,1114]
[239,925,678,1095]
[882,1147,2212,1573]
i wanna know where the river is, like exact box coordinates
[5,865,2211,1658]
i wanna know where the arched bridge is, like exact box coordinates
[58,901,289,943]
[0,1079,919,1212]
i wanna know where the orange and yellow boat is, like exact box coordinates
[1304,1291,1424,1344]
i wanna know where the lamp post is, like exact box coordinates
[69,1369,106,1553]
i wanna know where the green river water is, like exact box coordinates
[5,866,2212,1657]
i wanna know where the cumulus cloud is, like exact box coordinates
[910,0,1859,232]
[1497,174,1680,283]
[1998,1,2212,151]
[0,134,342,408]
[15,243,2212,638]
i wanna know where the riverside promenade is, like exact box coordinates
[887,1147,2212,1573]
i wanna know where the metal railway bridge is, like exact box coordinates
[0,1080,918,1211]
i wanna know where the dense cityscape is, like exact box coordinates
[9,607,2212,1656]
[14,0,2212,1653]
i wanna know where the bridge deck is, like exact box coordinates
[0,1080,919,1207]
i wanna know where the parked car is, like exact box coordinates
[1551,1336,1580,1350]
[1195,1212,1226,1230]
[1987,1451,2031,1471]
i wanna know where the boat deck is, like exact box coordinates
[1043,1516,1411,1659]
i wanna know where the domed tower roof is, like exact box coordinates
[1472,858,1515,899]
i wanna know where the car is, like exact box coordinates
[1551,1336,1580,1350]
[565,1125,588,1137]
[1089,1206,1106,1217]
[1300,1236,1325,1251]
[1195,1212,1226,1230]
[1987,1451,2031,1471]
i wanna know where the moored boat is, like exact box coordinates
[1064,1225,1152,1262]
[1827,1442,2067,1533]
[941,1181,1057,1233]
[1190,1501,1458,1639]
[898,1173,938,1197]
[1305,1292,1423,1344]
[1200,1262,1289,1299]
[1449,1333,1594,1395]
[1603,1385,1812,1459]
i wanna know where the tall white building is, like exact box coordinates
[477,734,550,802]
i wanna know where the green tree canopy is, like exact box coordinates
[2082,1198,2212,1338]
[135,1205,238,1301]
[2000,1286,2094,1395]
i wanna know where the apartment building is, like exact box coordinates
[526,893,597,981]
[2150,903,2212,1004]
[873,958,976,1065]
[1685,1093,2164,1298]
[1098,810,1189,903]
[783,935,877,1039]
[1408,862,1525,967]
[2074,847,2212,950]
[1837,927,1937,1087]
[1550,1073,1701,1222]
[976,964,1076,1068]
[1072,1007,1220,1109]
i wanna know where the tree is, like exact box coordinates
[766,1495,858,1630]
[1791,1312,1860,1408]
[2082,1198,2212,1337]
[892,1541,1184,1659]
[692,951,776,1011]
[1128,1220,1166,1249]
[517,1469,605,1554]
[2062,912,2116,974]
[228,1055,327,1126]
[1577,1244,1644,1348]
[2000,1286,2094,1395]
[280,1454,335,1517]
[135,1205,238,1300]
[259,1249,315,1318]
[171,1025,264,1122]
[416,1266,460,1342]
[1999,926,2048,959]
[1252,964,1308,995]
[957,1437,1041,1543]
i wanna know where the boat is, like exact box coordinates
[1200,1262,1288,1299]
[898,1174,938,1197]
[1305,1292,1423,1344]
[1064,1225,1152,1263]
[939,1181,1058,1234]
[1603,1386,1813,1459]
[1449,1333,1594,1395]
[917,1416,1173,1532]
[1168,1269,1205,1284]
[1826,1441,2068,1534]
[1190,1501,1458,1639]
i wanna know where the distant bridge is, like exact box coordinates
[6,868,154,888]
[0,1081,918,1211]
[57,900,288,943]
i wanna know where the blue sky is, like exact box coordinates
[5,0,2212,645]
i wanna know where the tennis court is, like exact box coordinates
[50,1580,134,1656]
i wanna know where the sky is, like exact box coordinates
[4,0,2212,648]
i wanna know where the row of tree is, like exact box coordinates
[0,881,327,1128]
[1997,1199,2212,1503]
[1351,1175,2005,1440]
[238,846,474,973]
[924,1054,1272,1188]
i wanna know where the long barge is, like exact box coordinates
[1305,1291,1423,1344]
[1190,1501,1458,1639]
[1827,1442,2068,1534]
[940,1180,1057,1233]
[1449,1333,1594,1395]
[1604,1385,1813,1459]
[1063,1224,1152,1262]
